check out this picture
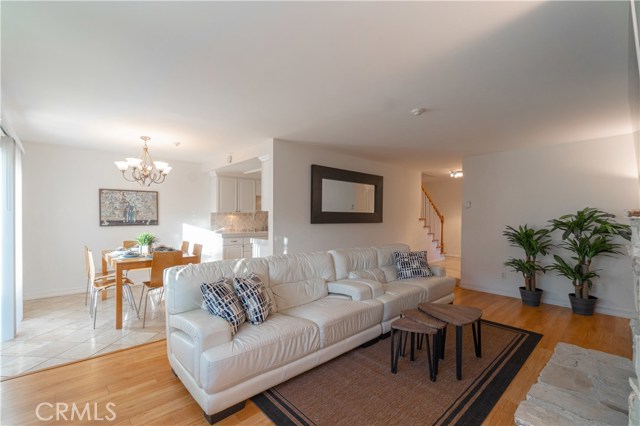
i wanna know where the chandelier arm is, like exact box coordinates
[120,171,139,183]
[116,136,171,186]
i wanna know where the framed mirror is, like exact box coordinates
[311,165,383,223]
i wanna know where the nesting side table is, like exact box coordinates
[418,303,482,380]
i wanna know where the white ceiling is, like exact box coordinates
[2,1,636,177]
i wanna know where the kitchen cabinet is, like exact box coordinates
[217,177,238,213]
[236,179,256,213]
[212,177,259,213]
[222,236,253,260]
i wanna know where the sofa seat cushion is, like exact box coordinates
[391,276,456,302]
[380,283,428,320]
[199,313,320,393]
[375,293,402,321]
[280,298,383,347]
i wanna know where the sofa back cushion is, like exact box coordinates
[329,247,379,280]
[165,259,241,315]
[267,252,334,310]
[348,268,387,283]
[236,257,277,313]
[376,243,411,282]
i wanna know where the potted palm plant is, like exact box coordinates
[549,207,630,315]
[136,232,157,256]
[503,225,551,306]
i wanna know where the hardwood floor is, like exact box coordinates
[0,286,632,426]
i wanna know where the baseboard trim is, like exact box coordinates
[24,286,86,300]
[459,283,634,319]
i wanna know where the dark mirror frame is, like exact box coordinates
[311,164,383,224]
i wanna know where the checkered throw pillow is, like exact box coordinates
[200,278,246,334]
[393,251,433,279]
[233,273,274,325]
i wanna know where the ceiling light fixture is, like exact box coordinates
[114,136,172,186]
[450,170,463,178]
[411,107,427,116]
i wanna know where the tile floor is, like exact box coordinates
[0,285,166,380]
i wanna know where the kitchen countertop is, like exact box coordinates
[214,231,268,238]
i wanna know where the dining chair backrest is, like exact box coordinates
[84,245,91,278]
[192,244,203,262]
[149,251,183,288]
[123,240,137,249]
[87,248,97,283]
[181,241,190,253]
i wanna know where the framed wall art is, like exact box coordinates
[99,189,158,226]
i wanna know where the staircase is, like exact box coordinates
[419,187,445,262]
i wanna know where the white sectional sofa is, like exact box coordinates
[164,243,456,423]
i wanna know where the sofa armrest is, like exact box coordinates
[430,265,446,277]
[169,309,232,354]
[328,280,373,301]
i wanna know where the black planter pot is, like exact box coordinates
[568,293,598,316]
[519,287,543,307]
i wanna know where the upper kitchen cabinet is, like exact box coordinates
[212,176,258,213]
[236,178,256,212]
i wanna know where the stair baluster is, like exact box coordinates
[418,187,445,255]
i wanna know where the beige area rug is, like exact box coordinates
[252,320,541,426]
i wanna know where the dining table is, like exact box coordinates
[102,250,199,329]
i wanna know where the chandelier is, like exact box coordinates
[114,136,172,186]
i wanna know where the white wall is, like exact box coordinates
[423,177,463,257]
[461,133,639,317]
[271,140,425,255]
[22,142,210,299]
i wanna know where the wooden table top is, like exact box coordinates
[418,303,482,326]
[391,317,439,335]
[402,309,447,330]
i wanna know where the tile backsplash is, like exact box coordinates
[210,211,268,232]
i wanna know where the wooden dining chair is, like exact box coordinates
[138,251,183,327]
[84,246,121,305]
[84,245,92,305]
[192,243,203,263]
[123,240,137,249]
[87,249,138,328]
[181,240,190,253]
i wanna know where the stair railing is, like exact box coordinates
[419,187,445,254]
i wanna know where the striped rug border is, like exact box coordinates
[252,320,541,426]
